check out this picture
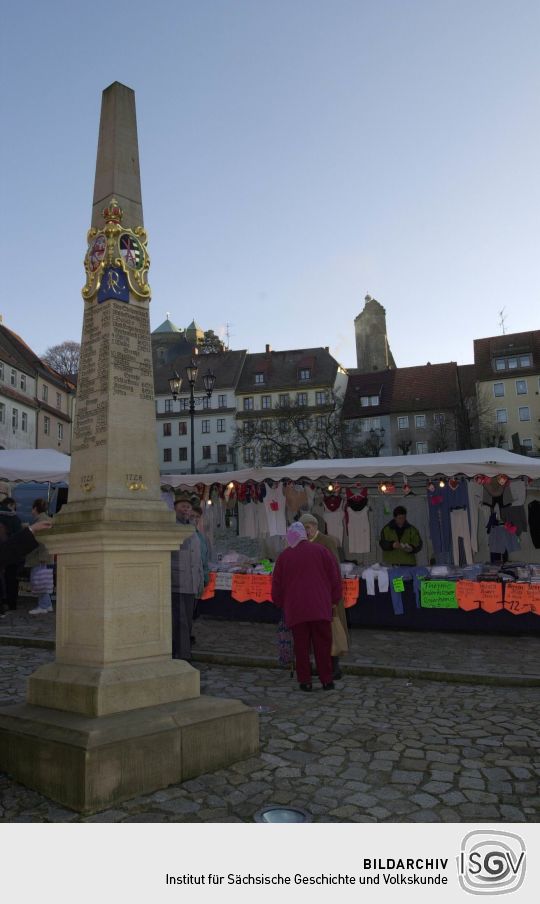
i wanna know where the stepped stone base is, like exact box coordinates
[0,695,259,814]
[27,658,200,717]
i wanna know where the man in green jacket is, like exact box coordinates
[379,505,423,565]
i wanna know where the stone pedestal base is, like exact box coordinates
[28,658,199,717]
[0,695,259,814]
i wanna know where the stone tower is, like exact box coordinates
[354,295,396,372]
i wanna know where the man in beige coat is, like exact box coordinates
[299,513,349,679]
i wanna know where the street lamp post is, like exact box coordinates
[169,358,216,474]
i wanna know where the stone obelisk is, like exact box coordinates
[0,83,258,813]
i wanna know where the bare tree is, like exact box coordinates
[357,427,386,457]
[42,341,81,377]
[429,417,452,453]
[396,432,413,455]
[233,392,363,466]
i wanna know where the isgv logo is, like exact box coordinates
[458,830,526,895]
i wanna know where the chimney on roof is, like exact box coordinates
[324,346,329,352]
[265,344,271,353]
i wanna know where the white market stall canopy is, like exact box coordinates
[164,448,540,488]
[0,449,71,484]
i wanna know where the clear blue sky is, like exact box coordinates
[2,0,539,370]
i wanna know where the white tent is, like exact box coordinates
[164,448,540,487]
[0,449,71,483]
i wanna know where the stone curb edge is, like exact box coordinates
[2,634,538,688]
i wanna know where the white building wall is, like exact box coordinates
[156,388,238,474]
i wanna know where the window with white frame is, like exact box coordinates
[360,395,379,407]
[493,383,505,398]
[217,444,227,464]
[164,399,173,412]
[278,393,290,407]
[298,368,311,381]
[297,392,308,406]
[163,448,172,462]
[202,396,211,409]
[496,409,508,423]
[218,394,227,408]
[519,406,531,421]
[10,369,16,386]
[296,418,308,430]
[243,447,255,464]
[179,398,189,410]
[397,415,409,429]
[179,447,187,461]
[202,446,211,460]
[433,412,445,425]
[243,397,254,411]
[179,421,187,435]
[42,384,48,402]
[12,408,18,430]
[515,379,528,395]
[316,415,326,429]
[315,390,329,406]
[0,403,4,424]
[415,414,426,428]
[201,419,210,433]
[217,418,225,432]
[361,417,381,432]
[493,354,532,371]
[20,374,27,392]
[261,395,272,409]
[254,373,265,384]
[416,442,428,454]
[21,412,27,432]
[163,422,171,436]
[261,420,272,435]
[56,392,62,409]
[44,415,50,435]
[57,423,63,441]
[521,438,533,451]
[508,358,518,369]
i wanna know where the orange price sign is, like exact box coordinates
[478,582,503,614]
[456,581,482,611]
[200,572,216,600]
[504,583,533,615]
[528,584,540,616]
[249,574,273,604]
[342,578,360,608]
[231,574,252,602]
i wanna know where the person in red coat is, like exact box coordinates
[272,521,342,691]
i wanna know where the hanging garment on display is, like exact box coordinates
[284,482,308,519]
[467,480,483,554]
[528,499,540,549]
[510,477,528,506]
[323,494,345,545]
[346,506,371,554]
[263,482,287,536]
[449,507,474,565]
[362,564,390,595]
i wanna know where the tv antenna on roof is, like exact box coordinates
[498,307,507,335]
[225,322,233,349]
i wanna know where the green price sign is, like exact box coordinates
[392,577,405,593]
[420,580,458,609]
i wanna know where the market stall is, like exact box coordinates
[165,449,540,634]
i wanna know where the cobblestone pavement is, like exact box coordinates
[1,643,539,823]
[2,597,540,682]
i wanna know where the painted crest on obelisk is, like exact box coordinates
[82,198,151,301]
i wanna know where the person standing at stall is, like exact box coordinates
[379,505,423,565]
[272,521,342,692]
[26,498,54,615]
[171,493,204,662]
[299,512,348,680]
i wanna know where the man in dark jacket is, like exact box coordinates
[379,505,423,565]
[0,521,52,617]
[0,497,24,613]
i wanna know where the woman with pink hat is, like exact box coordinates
[271,522,342,691]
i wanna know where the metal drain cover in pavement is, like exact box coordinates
[254,806,311,823]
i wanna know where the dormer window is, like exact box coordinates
[254,373,265,384]
[360,395,379,407]
[298,368,311,381]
